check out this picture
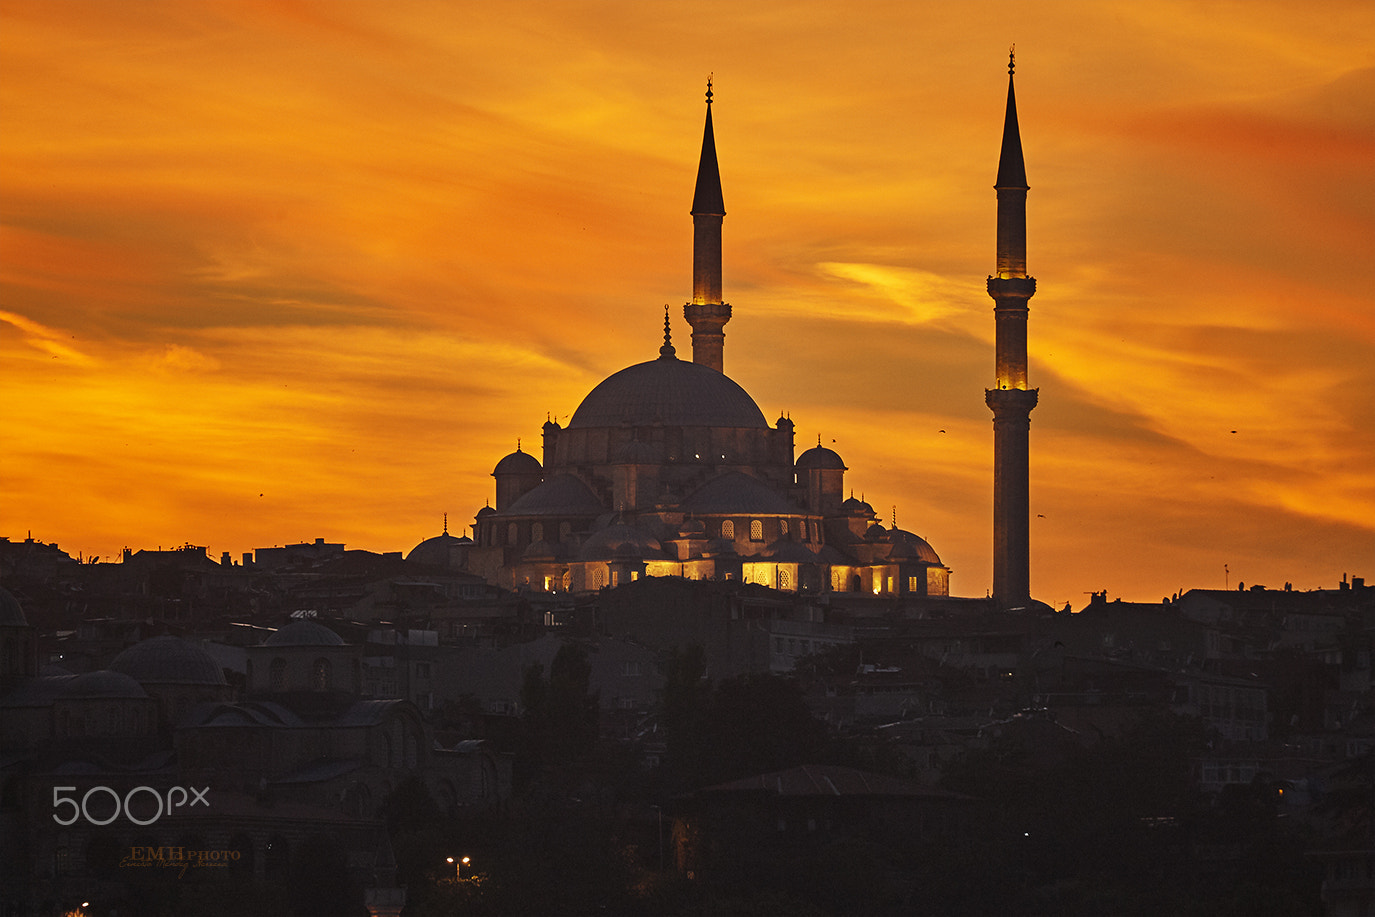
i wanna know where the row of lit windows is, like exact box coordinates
[497,517,822,547]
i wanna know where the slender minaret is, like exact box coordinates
[684,78,731,373]
[985,49,1038,609]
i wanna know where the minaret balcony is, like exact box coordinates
[987,276,1036,300]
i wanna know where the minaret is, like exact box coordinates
[985,49,1038,609]
[684,78,731,373]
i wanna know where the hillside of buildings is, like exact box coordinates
[2,533,1374,915]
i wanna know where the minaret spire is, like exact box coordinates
[684,76,731,373]
[985,49,1038,610]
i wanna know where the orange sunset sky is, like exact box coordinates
[2,1,1372,608]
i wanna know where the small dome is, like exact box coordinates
[407,531,472,567]
[62,670,148,700]
[578,524,665,562]
[476,505,496,518]
[887,528,943,565]
[494,448,542,477]
[796,446,846,471]
[110,636,227,686]
[0,587,26,626]
[842,496,876,517]
[263,620,346,647]
[677,519,707,537]
[865,523,888,540]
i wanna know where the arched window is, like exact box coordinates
[312,657,332,691]
[750,519,763,541]
[559,522,572,541]
[561,571,572,591]
[721,520,735,540]
[269,657,286,691]
[593,569,604,589]
[531,522,544,542]
[507,523,518,545]
[779,569,791,590]
[780,519,789,536]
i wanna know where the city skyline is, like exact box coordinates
[3,1,1372,607]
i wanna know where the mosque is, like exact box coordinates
[431,81,967,602]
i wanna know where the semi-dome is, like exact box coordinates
[0,587,26,626]
[796,445,846,471]
[568,355,767,430]
[684,472,803,516]
[505,474,605,517]
[109,636,227,686]
[493,448,542,476]
[62,670,148,700]
[578,523,665,562]
[264,620,346,647]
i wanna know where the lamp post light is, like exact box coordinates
[446,856,470,880]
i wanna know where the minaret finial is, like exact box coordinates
[706,74,713,106]
[516,437,521,452]
[443,512,448,535]
[659,304,677,359]
[1009,44,1015,76]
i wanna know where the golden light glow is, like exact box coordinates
[3,1,1372,605]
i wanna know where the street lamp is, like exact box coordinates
[446,856,470,880]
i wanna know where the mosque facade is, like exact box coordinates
[434,83,953,601]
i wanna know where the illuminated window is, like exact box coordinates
[561,571,571,590]
[750,519,763,541]
[593,569,604,589]
[780,519,789,536]
[721,520,735,540]
[779,569,790,590]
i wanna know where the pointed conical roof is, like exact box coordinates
[692,82,725,215]
[995,64,1028,191]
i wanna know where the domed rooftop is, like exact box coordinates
[407,531,472,567]
[578,523,666,562]
[522,540,565,562]
[264,620,346,647]
[110,636,227,686]
[493,447,542,477]
[683,472,803,516]
[0,587,26,626]
[568,354,767,430]
[888,528,943,565]
[841,496,876,517]
[62,670,148,700]
[506,474,605,517]
[796,445,846,471]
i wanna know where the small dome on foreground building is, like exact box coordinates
[62,670,148,700]
[109,636,227,686]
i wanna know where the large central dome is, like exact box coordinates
[568,354,767,429]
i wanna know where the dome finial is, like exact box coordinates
[443,512,448,535]
[659,304,677,359]
[706,74,713,106]
[1009,43,1015,76]
[516,437,522,452]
